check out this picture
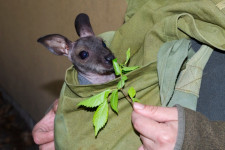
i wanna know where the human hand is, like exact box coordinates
[32,99,58,150]
[131,103,178,150]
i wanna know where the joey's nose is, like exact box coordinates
[105,55,115,64]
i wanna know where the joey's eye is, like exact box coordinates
[102,41,107,48]
[79,51,89,59]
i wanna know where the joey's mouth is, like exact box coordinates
[94,64,114,75]
[96,55,115,74]
[98,67,114,75]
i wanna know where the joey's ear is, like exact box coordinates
[37,34,72,56]
[75,13,94,38]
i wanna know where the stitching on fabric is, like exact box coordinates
[216,0,225,10]
[175,64,203,96]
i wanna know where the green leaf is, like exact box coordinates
[112,59,121,76]
[122,66,139,72]
[124,48,131,65]
[117,80,125,89]
[93,100,108,136]
[132,98,141,103]
[128,87,136,98]
[77,89,111,108]
[110,90,119,113]
[121,75,128,81]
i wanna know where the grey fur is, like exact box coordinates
[37,13,115,84]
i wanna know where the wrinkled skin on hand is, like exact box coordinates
[32,99,58,150]
[131,103,178,150]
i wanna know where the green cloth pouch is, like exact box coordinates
[55,63,160,150]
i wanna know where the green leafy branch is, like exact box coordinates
[77,48,140,136]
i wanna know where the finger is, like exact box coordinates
[33,126,54,145]
[138,145,145,150]
[32,111,55,144]
[53,99,59,113]
[140,135,155,150]
[132,111,163,141]
[45,99,59,114]
[132,111,178,148]
[133,103,178,122]
[39,141,55,150]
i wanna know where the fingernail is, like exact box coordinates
[133,102,145,110]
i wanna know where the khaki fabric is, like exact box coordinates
[55,0,225,149]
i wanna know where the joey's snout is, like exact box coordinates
[104,54,115,64]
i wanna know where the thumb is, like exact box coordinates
[133,103,178,122]
[53,99,59,113]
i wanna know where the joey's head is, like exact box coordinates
[69,35,115,75]
[37,13,115,75]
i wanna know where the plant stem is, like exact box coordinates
[120,89,133,107]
